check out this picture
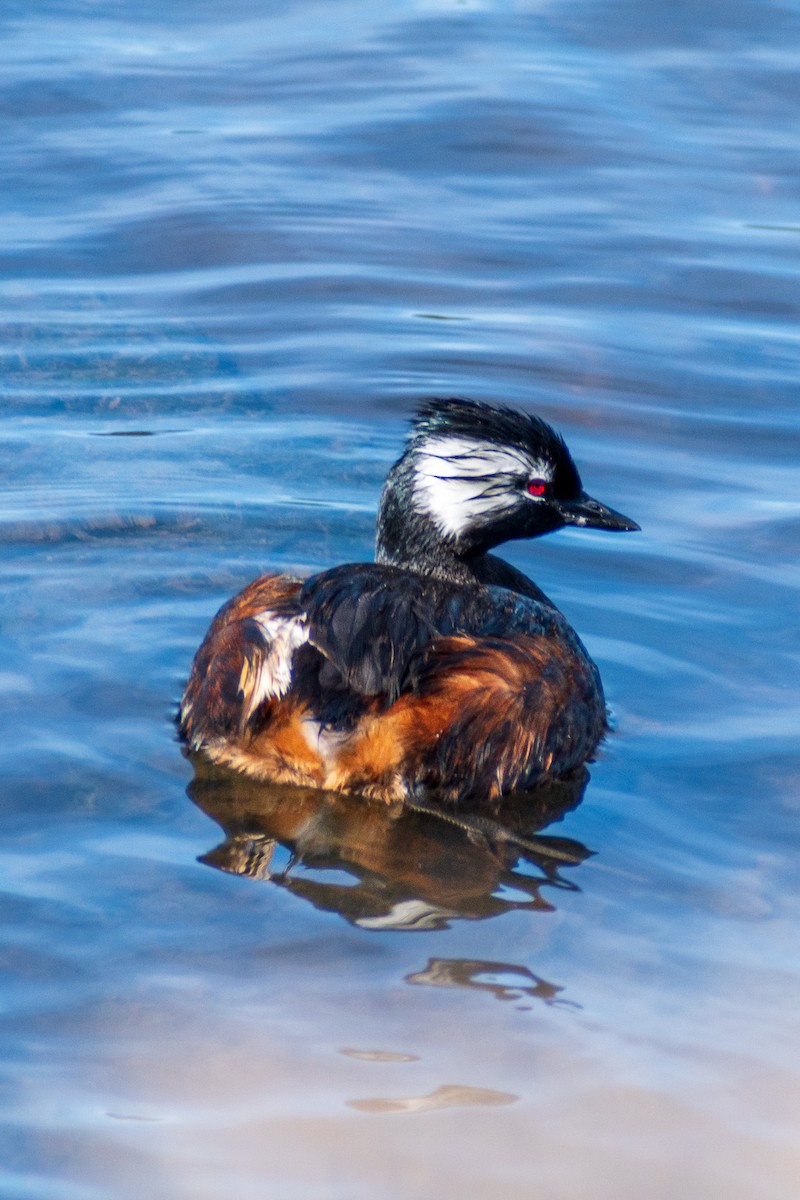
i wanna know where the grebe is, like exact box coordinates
[180,398,639,804]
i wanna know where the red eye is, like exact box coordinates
[527,480,546,497]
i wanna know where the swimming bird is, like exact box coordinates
[179,398,639,805]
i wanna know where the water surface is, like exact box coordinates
[2,2,800,1198]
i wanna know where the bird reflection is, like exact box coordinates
[406,957,578,1007]
[187,760,592,931]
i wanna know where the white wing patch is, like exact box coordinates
[238,611,309,724]
[412,435,551,538]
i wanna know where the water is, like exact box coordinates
[2,1,799,1196]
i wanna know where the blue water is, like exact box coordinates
[2,2,800,1197]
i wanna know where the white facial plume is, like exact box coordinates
[412,435,551,538]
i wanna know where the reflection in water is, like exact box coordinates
[407,958,578,1009]
[187,760,591,931]
[340,1048,419,1063]
[347,1083,518,1115]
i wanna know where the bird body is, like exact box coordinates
[180,398,638,805]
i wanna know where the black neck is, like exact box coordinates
[374,461,482,584]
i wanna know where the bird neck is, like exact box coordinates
[374,462,484,585]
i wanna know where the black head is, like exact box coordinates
[376,398,638,572]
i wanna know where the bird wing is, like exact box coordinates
[180,562,569,752]
[300,564,441,701]
[299,563,560,704]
